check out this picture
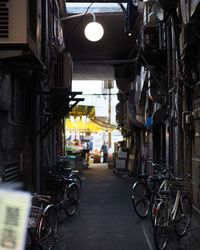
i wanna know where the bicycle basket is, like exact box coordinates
[171,177,193,199]
[28,206,42,228]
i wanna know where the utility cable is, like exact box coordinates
[65,2,94,39]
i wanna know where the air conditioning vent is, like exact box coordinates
[0,1,9,38]
[53,52,73,90]
[0,0,43,64]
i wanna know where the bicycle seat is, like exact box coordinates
[63,167,72,172]
[149,175,164,182]
[63,177,76,184]
[71,170,80,174]
[137,174,148,179]
[158,190,171,196]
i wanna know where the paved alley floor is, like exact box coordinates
[57,164,200,250]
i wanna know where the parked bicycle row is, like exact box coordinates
[26,156,82,250]
[131,160,192,250]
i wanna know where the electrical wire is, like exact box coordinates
[80,93,118,96]
[117,2,127,17]
[169,8,200,89]
[135,46,169,96]
[65,2,94,39]
[127,1,180,96]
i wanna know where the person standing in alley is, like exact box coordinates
[100,141,108,163]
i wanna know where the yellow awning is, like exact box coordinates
[91,118,116,131]
[65,118,116,133]
[66,105,116,133]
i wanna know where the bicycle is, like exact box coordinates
[27,194,58,250]
[154,173,192,250]
[45,170,80,217]
[56,156,82,192]
[131,161,165,219]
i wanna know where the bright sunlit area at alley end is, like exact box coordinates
[65,80,123,165]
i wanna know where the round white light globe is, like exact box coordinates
[84,22,104,42]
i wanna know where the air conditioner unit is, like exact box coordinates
[143,23,166,51]
[140,22,167,66]
[63,52,73,91]
[53,52,73,90]
[0,0,42,62]
[142,0,166,52]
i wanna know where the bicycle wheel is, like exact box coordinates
[63,182,80,216]
[131,181,150,218]
[154,203,169,250]
[175,196,192,237]
[38,206,58,250]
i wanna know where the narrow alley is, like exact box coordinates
[58,164,200,250]
[1,1,200,250]
[58,164,152,250]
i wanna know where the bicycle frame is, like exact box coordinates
[155,189,181,227]
[36,204,57,243]
[132,164,172,222]
[154,173,192,250]
[171,190,181,221]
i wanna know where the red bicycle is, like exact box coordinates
[27,195,58,250]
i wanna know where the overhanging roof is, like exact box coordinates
[62,1,141,79]
[63,12,137,63]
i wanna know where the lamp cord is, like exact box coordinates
[65,2,94,39]
[117,2,127,17]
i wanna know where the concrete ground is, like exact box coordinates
[57,164,200,250]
